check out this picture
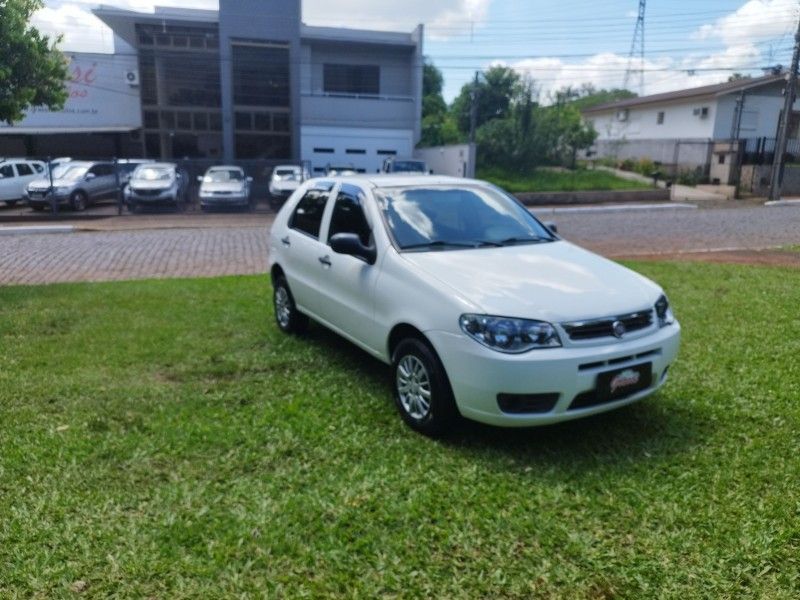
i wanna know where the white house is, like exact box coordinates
[582,73,798,173]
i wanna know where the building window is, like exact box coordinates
[235,134,290,159]
[235,111,252,130]
[143,110,159,129]
[193,113,208,131]
[314,147,335,154]
[254,113,271,131]
[377,149,397,156]
[233,44,289,107]
[323,64,380,95]
[718,154,725,165]
[176,112,191,130]
[657,111,665,125]
[346,149,366,154]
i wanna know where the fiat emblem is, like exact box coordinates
[612,320,626,338]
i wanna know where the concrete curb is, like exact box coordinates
[764,199,800,207]
[0,225,76,236]
[533,202,697,216]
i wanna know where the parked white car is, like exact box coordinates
[268,165,304,209]
[0,159,46,206]
[198,165,252,211]
[381,157,428,174]
[269,175,681,436]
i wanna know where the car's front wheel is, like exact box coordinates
[392,337,459,437]
[273,275,308,334]
[70,191,88,211]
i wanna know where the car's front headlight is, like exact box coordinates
[459,314,562,353]
[655,294,675,327]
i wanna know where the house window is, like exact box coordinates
[323,64,380,95]
[657,111,665,125]
[718,154,725,165]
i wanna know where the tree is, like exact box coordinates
[419,61,461,147]
[552,84,637,112]
[451,65,522,134]
[0,0,68,124]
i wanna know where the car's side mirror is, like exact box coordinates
[85,172,96,180]
[246,176,253,183]
[544,221,558,235]
[197,175,203,182]
[330,233,376,265]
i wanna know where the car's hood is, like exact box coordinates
[201,182,245,193]
[270,179,299,190]
[129,180,174,190]
[27,178,55,190]
[399,241,660,322]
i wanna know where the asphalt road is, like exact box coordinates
[1,205,799,285]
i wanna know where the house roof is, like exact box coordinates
[582,74,787,114]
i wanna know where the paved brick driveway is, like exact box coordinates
[0,227,269,285]
[1,205,800,286]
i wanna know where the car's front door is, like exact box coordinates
[313,183,383,352]
[281,182,335,319]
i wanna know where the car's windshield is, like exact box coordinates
[52,164,79,179]
[133,166,173,181]
[57,166,89,182]
[391,161,426,173]
[205,169,243,182]
[375,185,556,251]
[274,168,300,180]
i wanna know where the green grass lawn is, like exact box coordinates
[478,167,649,193]
[2,263,800,597]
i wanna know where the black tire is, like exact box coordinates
[70,191,87,211]
[31,204,45,212]
[5,200,18,207]
[129,202,141,214]
[273,275,308,334]
[391,337,459,437]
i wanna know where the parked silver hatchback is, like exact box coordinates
[26,161,119,211]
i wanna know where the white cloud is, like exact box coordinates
[693,0,798,46]
[34,0,490,53]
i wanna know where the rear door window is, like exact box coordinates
[0,164,15,178]
[15,163,33,176]
[290,185,333,239]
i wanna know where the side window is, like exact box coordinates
[0,164,15,178]
[290,187,330,238]
[32,163,44,173]
[15,163,33,176]
[328,187,371,246]
[90,164,112,176]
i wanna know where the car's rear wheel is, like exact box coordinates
[273,275,308,334]
[392,337,459,437]
[70,191,87,211]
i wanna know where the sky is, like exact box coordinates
[33,0,800,102]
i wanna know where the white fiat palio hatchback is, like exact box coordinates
[269,176,680,436]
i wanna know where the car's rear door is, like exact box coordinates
[281,182,336,319]
[312,183,383,352]
[0,164,18,201]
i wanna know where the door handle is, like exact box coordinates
[280,236,291,247]
[318,255,332,267]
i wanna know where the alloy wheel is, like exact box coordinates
[396,355,432,420]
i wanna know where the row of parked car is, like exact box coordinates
[0,157,312,213]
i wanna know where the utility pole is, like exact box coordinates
[768,16,800,201]
[623,0,647,94]
[469,70,479,144]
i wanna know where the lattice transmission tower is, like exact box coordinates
[623,0,646,94]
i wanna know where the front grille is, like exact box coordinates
[133,189,163,197]
[497,393,559,414]
[562,310,653,341]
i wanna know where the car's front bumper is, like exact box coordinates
[426,323,681,427]
[200,194,249,207]
[26,191,70,207]
[127,189,178,204]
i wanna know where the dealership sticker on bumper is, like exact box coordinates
[597,363,652,401]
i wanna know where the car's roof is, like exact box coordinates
[118,158,152,164]
[274,164,301,170]
[207,165,243,171]
[309,174,482,189]
[59,161,93,168]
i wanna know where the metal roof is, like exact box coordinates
[582,74,787,114]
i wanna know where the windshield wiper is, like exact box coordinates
[498,236,553,246]
[401,240,484,250]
